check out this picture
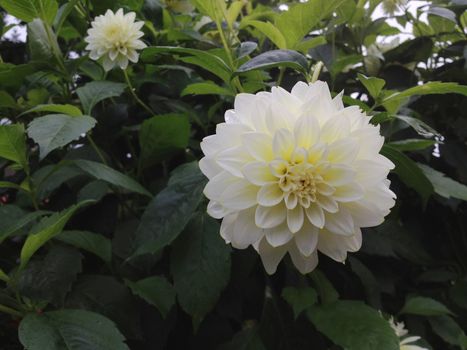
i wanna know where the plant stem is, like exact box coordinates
[123,69,154,115]
[276,67,286,86]
[87,134,107,165]
[0,304,22,318]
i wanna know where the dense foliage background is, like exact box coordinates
[0,0,467,349]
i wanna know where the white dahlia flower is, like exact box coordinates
[389,318,429,350]
[199,81,396,274]
[85,9,147,71]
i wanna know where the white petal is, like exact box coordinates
[265,223,293,247]
[257,238,288,274]
[400,336,421,345]
[217,146,253,177]
[320,114,350,143]
[204,171,237,201]
[333,183,364,202]
[284,192,298,209]
[316,196,338,213]
[220,213,237,243]
[287,205,304,233]
[255,204,287,229]
[221,180,258,210]
[242,132,274,161]
[207,201,231,219]
[294,222,319,256]
[242,162,276,185]
[305,205,325,228]
[273,128,295,160]
[289,244,319,274]
[323,164,355,186]
[198,157,222,179]
[231,208,265,248]
[257,183,284,207]
[324,208,354,236]
[326,138,359,163]
[294,114,320,149]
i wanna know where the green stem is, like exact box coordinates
[276,67,286,87]
[123,69,154,115]
[87,134,107,165]
[0,304,23,318]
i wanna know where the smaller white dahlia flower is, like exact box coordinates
[199,81,396,274]
[85,9,147,71]
[389,318,429,350]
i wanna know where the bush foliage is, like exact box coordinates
[0,0,467,349]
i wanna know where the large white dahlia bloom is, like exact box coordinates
[199,81,396,274]
[85,9,146,71]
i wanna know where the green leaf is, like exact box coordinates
[53,0,79,33]
[310,269,339,304]
[236,50,308,75]
[125,276,175,318]
[274,0,345,49]
[181,82,234,96]
[18,245,82,305]
[218,326,266,350]
[241,20,287,49]
[0,90,18,109]
[307,300,400,350]
[295,36,327,54]
[388,139,436,152]
[19,309,129,350]
[28,19,60,62]
[381,145,433,205]
[132,162,207,256]
[170,213,231,330]
[56,230,111,263]
[73,160,151,197]
[19,201,93,270]
[141,46,232,83]
[383,82,467,104]
[428,315,466,347]
[392,114,442,139]
[139,114,191,169]
[0,0,58,24]
[0,210,50,245]
[27,114,97,159]
[20,104,83,117]
[418,164,467,201]
[76,81,126,115]
[0,124,28,169]
[358,73,386,99]
[282,286,318,319]
[401,296,454,316]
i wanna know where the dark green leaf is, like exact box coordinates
[0,210,50,245]
[27,114,97,159]
[418,164,467,201]
[388,139,436,152]
[281,286,318,319]
[132,162,206,256]
[73,160,151,197]
[381,145,433,205]
[18,245,82,305]
[0,0,58,24]
[236,50,308,74]
[57,230,111,263]
[20,104,83,117]
[358,73,386,99]
[428,315,466,346]
[181,82,234,96]
[139,114,190,169]
[125,276,175,318]
[307,300,400,350]
[170,213,231,330]
[401,296,454,316]
[0,123,28,169]
[19,309,129,350]
[20,201,93,270]
[76,81,126,115]
[384,82,467,104]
